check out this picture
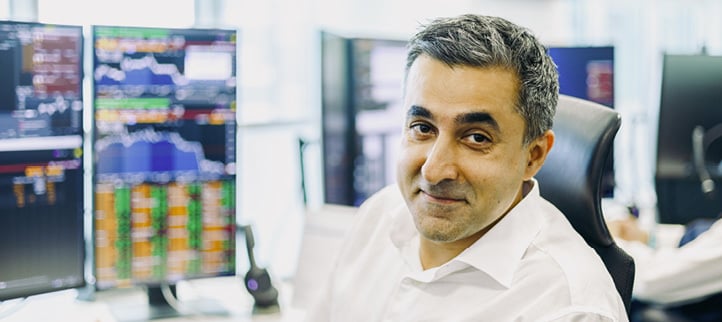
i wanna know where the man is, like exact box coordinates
[305,14,627,321]
[609,215,722,321]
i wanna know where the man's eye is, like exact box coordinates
[471,133,489,143]
[411,123,432,133]
[462,133,492,151]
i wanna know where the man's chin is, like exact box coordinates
[418,228,460,243]
[413,214,459,241]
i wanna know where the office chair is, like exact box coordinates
[535,94,635,314]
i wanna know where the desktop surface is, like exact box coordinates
[0,277,303,322]
[0,203,361,322]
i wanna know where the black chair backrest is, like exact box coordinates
[536,95,635,314]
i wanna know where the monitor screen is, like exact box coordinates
[547,46,616,197]
[321,32,407,206]
[91,25,237,291]
[0,20,85,301]
[656,54,722,224]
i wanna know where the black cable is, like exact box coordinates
[298,137,308,207]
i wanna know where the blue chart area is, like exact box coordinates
[95,129,224,180]
[95,56,186,87]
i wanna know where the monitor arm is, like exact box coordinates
[692,125,715,198]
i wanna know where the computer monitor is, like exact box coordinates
[547,46,616,197]
[0,20,85,301]
[91,25,237,319]
[655,54,722,225]
[321,31,407,206]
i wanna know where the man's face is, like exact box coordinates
[397,55,545,246]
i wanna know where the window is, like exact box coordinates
[37,0,193,27]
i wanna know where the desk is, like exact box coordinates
[602,198,686,249]
[1,205,357,322]
[0,277,305,322]
[653,223,686,249]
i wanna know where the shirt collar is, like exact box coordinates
[455,179,543,288]
[389,198,423,270]
[389,179,544,288]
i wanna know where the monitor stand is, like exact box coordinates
[146,285,182,320]
[104,284,230,322]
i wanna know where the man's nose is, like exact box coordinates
[420,136,459,184]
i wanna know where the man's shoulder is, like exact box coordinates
[518,239,626,320]
[521,203,625,317]
[527,206,614,285]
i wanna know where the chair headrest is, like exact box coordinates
[536,95,621,247]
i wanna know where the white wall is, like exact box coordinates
[0,0,9,19]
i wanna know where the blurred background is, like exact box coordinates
[1,0,721,284]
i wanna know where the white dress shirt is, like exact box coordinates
[616,219,722,305]
[304,180,628,322]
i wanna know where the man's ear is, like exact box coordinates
[523,130,554,180]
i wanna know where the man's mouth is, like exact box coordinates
[420,190,466,204]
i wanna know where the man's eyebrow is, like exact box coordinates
[456,112,500,132]
[406,106,501,132]
[406,105,432,119]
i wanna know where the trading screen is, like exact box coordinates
[0,21,85,300]
[548,46,616,197]
[91,26,238,289]
[321,33,407,206]
[350,39,407,206]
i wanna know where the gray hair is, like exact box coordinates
[405,14,559,145]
